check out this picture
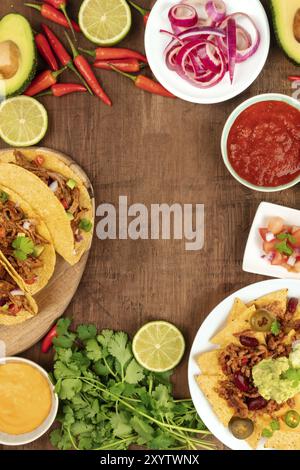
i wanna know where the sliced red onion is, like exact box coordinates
[49,180,58,192]
[169,4,198,28]
[265,252,275,263]
[205,0,226,23]
[217,13,260,62]
[226,18,236,83]
[10,289,25,296]
[236,26,251,51]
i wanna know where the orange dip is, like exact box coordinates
[0,362,52,435]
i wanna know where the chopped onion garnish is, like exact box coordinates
[288,256,297,267]
[162,0,260,88]
[49,180,58,192]
[22,221,31,230]
[10,289,25,296]
[265,232,275,242]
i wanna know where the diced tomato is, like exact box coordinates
[8,304,21,315]
[271,252,288,265]
[290,229,300,248]
[61,198,69,210]
[241,358,248,365]
[25,276,37,285]
[34,155,44,166]
[292,226,300,234]
[282,225,292,234]
[259,228,269,241]
[263,240,277,253]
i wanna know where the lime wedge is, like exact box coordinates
[79,0,132,46]
[132,321,185,372]
[0,96,48,147]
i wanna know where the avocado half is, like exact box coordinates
[271,0,300,65]
[0,14,37,97]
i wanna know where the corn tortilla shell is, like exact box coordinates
[0,184,56,295]
[196,374,234,427]
[0,148,93,265]
[227,298,247,323]
[247,289,288,318]
[197,349,223,375]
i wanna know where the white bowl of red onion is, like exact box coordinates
[145,0,270,104]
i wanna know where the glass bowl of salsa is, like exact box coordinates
[221,93,300,192]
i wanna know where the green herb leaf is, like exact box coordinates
[271,320,281,336]
[276,233,297,244]
[275,240,293,256]
[85,339,102,362]
[77,324,97,340]
[108,331,132,368]
[12,236,34,260]
[124,359,144,384]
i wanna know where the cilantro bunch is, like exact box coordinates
[50,319,214,451]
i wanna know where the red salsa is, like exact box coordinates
[227,101,300,187]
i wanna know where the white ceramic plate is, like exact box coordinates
[188,279,300,450]
[145,0,270,104]
[243,202,300,279]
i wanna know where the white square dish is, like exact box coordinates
[243,202,300,279]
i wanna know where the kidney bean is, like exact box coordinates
[234,372,250,392]
[0,298,8,307]
[247,396,268,411]
[288,298,299,314]
[239,335,259,348]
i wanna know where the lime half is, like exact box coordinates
[0,96,48,147]
[132,321,185,372]
[79,0,132,46]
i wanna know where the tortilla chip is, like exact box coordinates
[247,289,288,318]
[210,306,265,346]
[0,184,56,295]
[197,350,222,375]
[265,431,300,450]
[246,415,270,449]
[227,298,247,323]
[196,374,234,426]
[0,148,93,266]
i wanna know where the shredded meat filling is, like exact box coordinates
[0,198,47,283]
[14,151,87,239]
[0,267,33,315]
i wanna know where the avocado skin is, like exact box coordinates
[0,14,37,98]
[270,0,300,66]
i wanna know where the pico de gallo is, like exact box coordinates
[259,217,300,272]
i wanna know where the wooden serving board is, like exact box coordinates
[0,147,95,356]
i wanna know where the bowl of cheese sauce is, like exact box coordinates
[0,357,58,445]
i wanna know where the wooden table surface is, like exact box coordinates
[1,0,299,451]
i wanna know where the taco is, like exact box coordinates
[0,148,93,265]
[196,290,300,450]
[0,186,56,295]
[0,259,37,326]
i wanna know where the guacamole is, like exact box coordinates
[252,345,300,404]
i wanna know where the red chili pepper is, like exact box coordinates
[24,67,66,96]
[25,3,80,32]
[35,32,58,71]
[44,0,76,38]
[60,198,69,209]
[94,58,143,73]
[41,324,57,353]
[288,76,300,81]
[24,276,38,285]
[37,83,87,97]
[42,24,92,94]
[110,66,175,98]
[127,0,150,25]
[79,46,147,63]
[65,33,112,106]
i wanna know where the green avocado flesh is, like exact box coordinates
[271,0,300,65]
[0,14,37,97]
